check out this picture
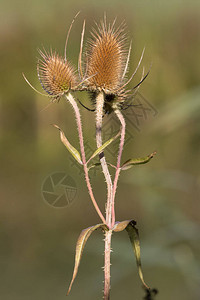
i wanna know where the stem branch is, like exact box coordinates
[111,109,126,228]
[95,92,113,228]
[65,93,106,224]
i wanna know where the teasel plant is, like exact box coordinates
[24,13,158,300]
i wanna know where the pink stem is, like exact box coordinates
[65,93,106,224]
[111,109,126,228]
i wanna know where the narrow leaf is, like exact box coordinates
[121,151,156,170]
[126,221,150,290]
[113,220,150,290]
[87,131,120,163]
[53,124,82,165]
[67,223,108,295]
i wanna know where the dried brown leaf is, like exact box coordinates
[114,220,150,290]
[67,223,108,295]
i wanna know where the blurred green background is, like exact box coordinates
[1,0,200,299]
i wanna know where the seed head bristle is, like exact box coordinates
[85,18,128,93]
[37,49,77,99]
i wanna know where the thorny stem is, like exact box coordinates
[67,93,126,300]
[111,109,126,228]
[95,92,113,228]
[95,92,113,300]
[104,230,112,300]
[102,109,126,299]
[65,93,106,224]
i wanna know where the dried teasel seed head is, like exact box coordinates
[37,49,78,99]
[85,17,128,94]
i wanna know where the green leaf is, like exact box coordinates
[53,124,82,165]
[87,131,120,163]
[67,223,108,295]
[114,220,150,290]
[121,151,156,170]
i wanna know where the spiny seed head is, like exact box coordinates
[85,18,128,94]
[38,49,77,99]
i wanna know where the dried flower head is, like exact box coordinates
[37,49,78,100]
[85,18,128,94]
[78,16,149,114]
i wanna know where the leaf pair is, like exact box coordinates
[53,124,120,165]
[53,124,155,172]
[67,220,151,295]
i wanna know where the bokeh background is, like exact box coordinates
[1,0,200,299]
